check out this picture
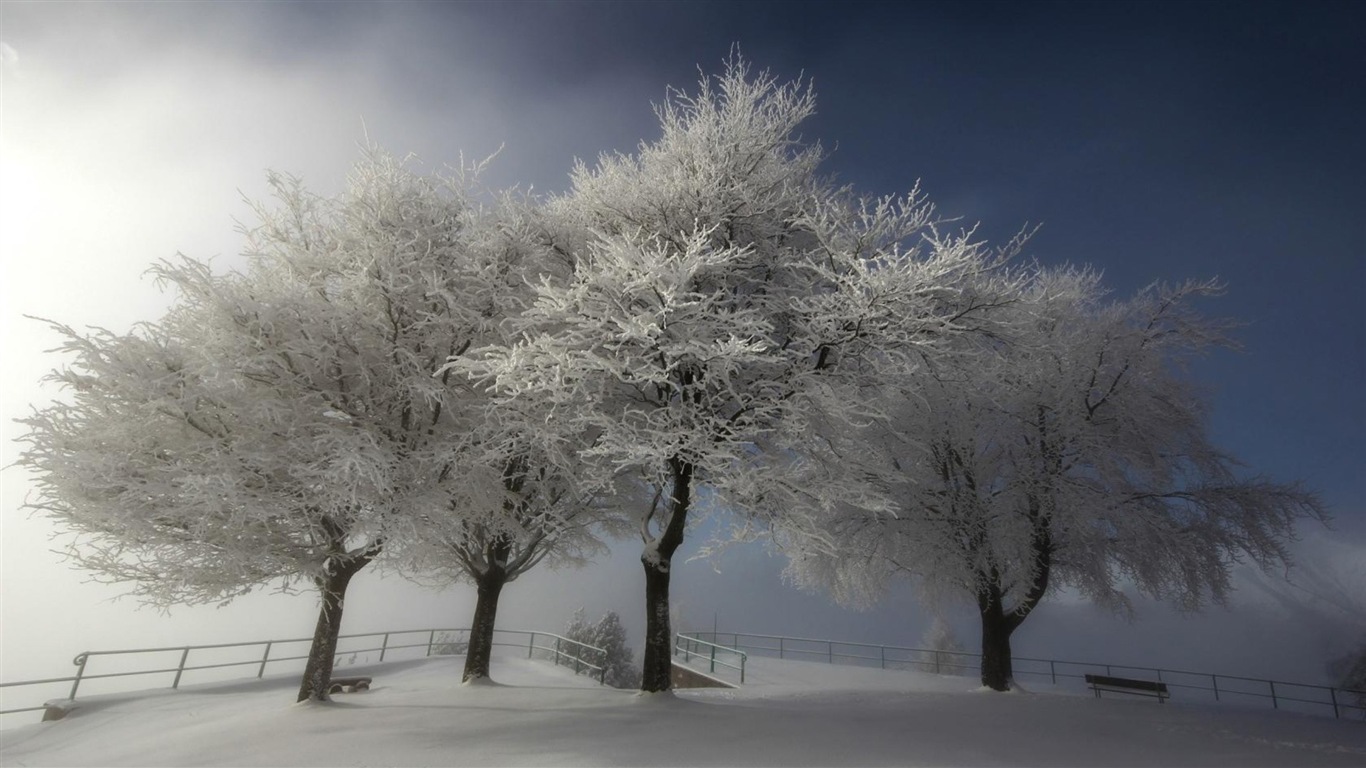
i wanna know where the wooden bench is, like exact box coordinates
[328,676,372,694]
[1085,673,1168,703]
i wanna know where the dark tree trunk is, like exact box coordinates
[978,584,1014,692]
[640,457,693,693]
[462,565,509,683]
[297,561,366,703]
[640,557,675,692]
[976,505,1053,692]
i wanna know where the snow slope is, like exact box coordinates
[2,654,1364,767]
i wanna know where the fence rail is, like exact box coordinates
[0,627,605,722]
[674,633,748,684]
[685,630,1366,721]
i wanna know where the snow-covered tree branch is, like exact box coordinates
[780,266,1326,690]
[17,148,621,700]
[447,55,1006,692]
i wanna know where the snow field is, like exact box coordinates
[2,654,1364,767]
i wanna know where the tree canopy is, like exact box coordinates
[780,266,1327,689]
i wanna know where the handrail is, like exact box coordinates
[685,630,1366,720]
[523,630,609,682]
[0,627,607,722]
[673,633,748,684]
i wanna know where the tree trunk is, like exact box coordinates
[978,584,1014,692]
[977,517,1052,692]
[640,557,674,692]
[639,457,693,693]
[296,563,363,703]
[462,566,508,683]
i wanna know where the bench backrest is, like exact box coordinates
[1085,673,1167,692]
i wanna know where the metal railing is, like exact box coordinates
[674,633,748,684]
[0,627,606,722]
[686,630,1366,721]
[528,631,609,683]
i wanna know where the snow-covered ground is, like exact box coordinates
[3,653,1364,767]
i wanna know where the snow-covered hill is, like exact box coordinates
[3,654,1363,766]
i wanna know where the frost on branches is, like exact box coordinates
[17,150,570,701]
[448,56,1005,692]
[400,250,632,685]
[404,437,626,685]
[364,185,632,686]
[781,266,1327,691]
[562,609,640,689]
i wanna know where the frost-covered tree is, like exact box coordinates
[375,192,632,685]
[783,267,1327,691]
[18,262,395,704]
[16,317,359,607]
[920,617,968,675]
[592,611,640,689]
[449,57,1002,691]
[562,609,639,688]
[402,410,627,683]
[17,149,551,701]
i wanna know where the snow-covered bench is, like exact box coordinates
[42,699,80,721]
[1085,674,1168,703]
[328,676,372,694]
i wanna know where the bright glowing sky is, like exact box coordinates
[1,2,1362,688]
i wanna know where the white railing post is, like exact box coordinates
[258,642,272,678]
[172,647,191,689]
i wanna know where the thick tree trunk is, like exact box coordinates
[977,514,1052,692]
[978,586,1015,692]
[639,457,693,693]
[297,564,363,703]
[462,567,508,683]
[640,557,674,692]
